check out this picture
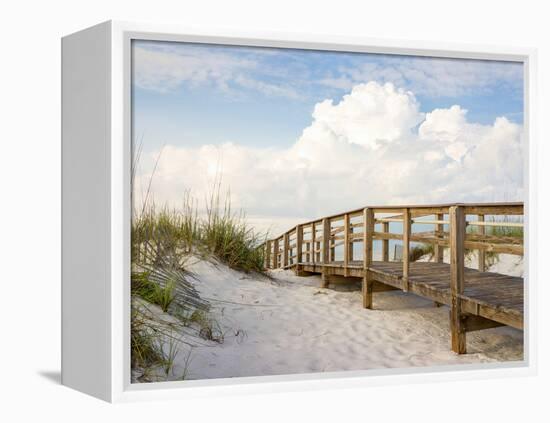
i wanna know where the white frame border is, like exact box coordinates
[108,20,537,403]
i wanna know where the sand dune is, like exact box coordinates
[149,257,523,382]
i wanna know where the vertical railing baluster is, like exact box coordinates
[382,221,389,262]
[312,222,316,264]
[283,233,289,268]
[363,208,374,308]
[478,214,486,272]
[265,240,271,269]
[434,213,444,263]
[450,205,466,354]
[272,238,279,269]
[402,208,411,291]
[296,224,303,274]
[321,218,330,288]
[344,213,350,277]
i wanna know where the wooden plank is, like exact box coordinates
[376,217,403,223]
[402,208,411,292]
[468,220,523,228]
[265,240,271,269]
[296,225,303,271]
[434,213,444,263]
[462,314,504,332]
[283,233,289,268]
[273,238,279,269]
[450,205,466,354]
[373,231,402,240]
[363,208,374,308]
[382,221,389,262]
[478,214,486,272]
[322,218,330,264]
[330,220,335,262]
[463,205,523,215]
[344,213,350,277]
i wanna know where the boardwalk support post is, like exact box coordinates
[362,208,374,308]
[402,208,411,292]
[450,205,467,354]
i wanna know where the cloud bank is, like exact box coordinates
[134,81,523,235]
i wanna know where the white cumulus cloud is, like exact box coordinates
[134,82,523,236]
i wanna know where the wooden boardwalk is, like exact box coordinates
[263,203,524,354]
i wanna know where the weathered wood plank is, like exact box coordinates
[283,233,289,268]
[434,213,444,263]
[450,205,466,354]
[296,224,303,272]
[322,218,330,264]
[363,208,375,308]
[273,238,279,269]
[344,213,350,277]
[478,214,486,272]
[265,240,271,269]
[402,208,411,292]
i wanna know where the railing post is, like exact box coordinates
[295,225,303,274]
[402,208,411,292]
[478,214,486,272]
[450,205,466,354]
[265,240,271,269]
[434,213,444,263]
[322,219,330,263]
[330,221,335,262]
[322,218,330,288]
[273,238,279,269]
[312,223,317,264]
[362,208,374,308]
[382,221,389,262]
[283,233,289,268]
[344,213,350,277]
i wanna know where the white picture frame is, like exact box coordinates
[61,20,538,403]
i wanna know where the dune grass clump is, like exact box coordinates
[201,189,266,273]
[130,306,178,379]
[132,195,200,268]
[132,271,176,313]
[132,188,266,273]
[409,243,434,262]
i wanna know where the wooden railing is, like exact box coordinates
[262,202,524,354]
[264,202,524,272]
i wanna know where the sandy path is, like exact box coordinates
[161,259,523,381]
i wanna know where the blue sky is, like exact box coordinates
[132,40,523,152]
[132,40,524,235]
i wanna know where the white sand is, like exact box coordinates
[147,256,523,382]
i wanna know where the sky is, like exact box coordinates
[132,40,524,236]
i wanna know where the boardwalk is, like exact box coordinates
[263,203,524,354]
